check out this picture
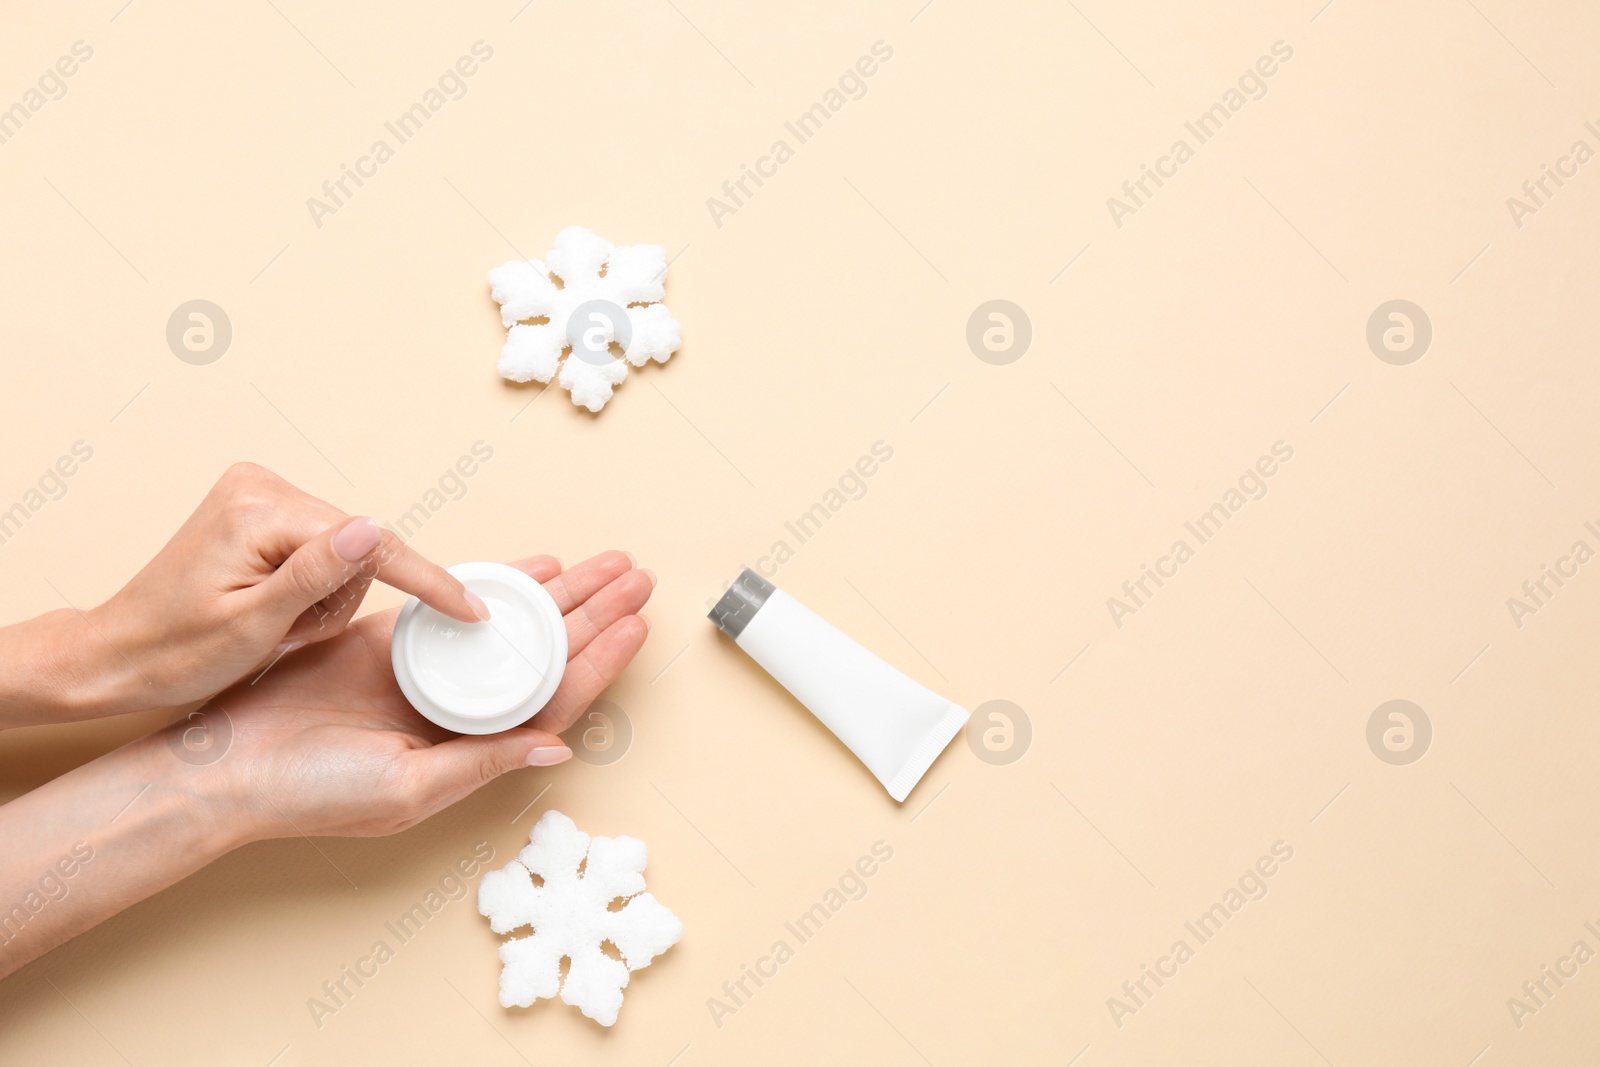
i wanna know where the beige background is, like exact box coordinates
[1,0,1598,1062]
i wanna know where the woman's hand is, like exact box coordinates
[1,462,491,725]
[0,550,651,979]
[178,551,653,839]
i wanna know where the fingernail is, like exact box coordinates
[464,590,491,622]
[623,550,637,567]
[274,639,305,655]
[332,517,381,562]
[526,745,572,767]
[641,568,657,587]
[637,613,651,633]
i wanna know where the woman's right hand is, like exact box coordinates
[1,462,490,725]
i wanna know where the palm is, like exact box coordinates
[192,553,654,841]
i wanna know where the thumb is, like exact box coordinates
[255,515,383,634]
[410,729,573,812]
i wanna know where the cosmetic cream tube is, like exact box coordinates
[709,569,968,802]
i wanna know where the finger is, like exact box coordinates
[543,550,634,614]
[531,615,649,735]
[403,727,571,815]
[278,573,374,648]
[242,480,347,567]
[248,516,391,633]
[507,555,564,584]
[565,568,655,657]
[365,528,489,624]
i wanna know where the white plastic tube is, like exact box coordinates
[709,569,968,802]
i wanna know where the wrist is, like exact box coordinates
[0,608,147,727]
[120,730,262,857]
[0,726,250,977]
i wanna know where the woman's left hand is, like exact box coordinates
[177,551,654,840]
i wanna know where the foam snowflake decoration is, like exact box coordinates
[488,227,682,412]
[477,810,683,1026]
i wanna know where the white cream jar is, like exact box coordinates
[391,562,567,735]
